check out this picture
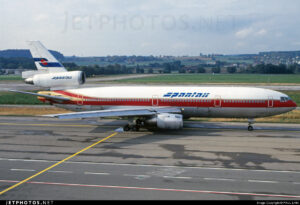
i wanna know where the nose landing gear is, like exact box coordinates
[248,118,254,131]
[248,125,254,131]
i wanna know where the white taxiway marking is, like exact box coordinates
[84,172,110,175]
[2,157,300,174]
[163,176,192,180]
[204,178,236,182]
[10,169,35,172]
[123,174,151,180]
[248,180,278,184]
[0,179,299,199]
[47,170,73,174]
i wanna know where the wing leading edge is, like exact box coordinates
[45,107,182,119]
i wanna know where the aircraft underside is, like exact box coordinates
[54,104,294,132]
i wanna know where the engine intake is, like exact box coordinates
[145,113,183,129]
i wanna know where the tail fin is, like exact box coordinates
[27,41,66,73]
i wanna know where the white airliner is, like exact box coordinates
[11,41,297,131]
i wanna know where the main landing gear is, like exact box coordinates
[123,118,143,132]
[248,118,254,131]
[123,124,140,132]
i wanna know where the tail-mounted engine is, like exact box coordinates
[24,71,86,88]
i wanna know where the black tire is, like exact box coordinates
[131,125,140,132]
[136,119,142,125]
[134,125,140,131]
[248,126,254,131]
[124,125,131,132]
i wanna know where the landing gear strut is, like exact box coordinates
[123,124,140,132]
[123,119,143,132]
[248,118,254,131]
[123,124,131,132]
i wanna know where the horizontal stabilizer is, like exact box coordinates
[22,70,48,79]
[9,90,70,102]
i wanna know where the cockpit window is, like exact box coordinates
[280,96,290,102]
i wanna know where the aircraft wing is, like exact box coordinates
[9,90,70,102]
[45,107,182,119]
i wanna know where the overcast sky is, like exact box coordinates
[0,0,300,56]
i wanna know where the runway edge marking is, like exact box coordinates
[0,132,118,196]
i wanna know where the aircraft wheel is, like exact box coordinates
[248,125,254,131]
[123,125,131,132]
[131,125,140,131]
[136,119,142,125]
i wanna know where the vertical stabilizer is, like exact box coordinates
[27,41,66,73]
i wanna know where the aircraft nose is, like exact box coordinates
[287,100,297,112]
[292,100,297,109]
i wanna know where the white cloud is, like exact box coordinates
[255,28,267,36]
[0,0,300,55]
[235,27,268,39]
[292,42,300,46]
[236,41,246,47]
[34,14,49,22]
[235,27,253,39]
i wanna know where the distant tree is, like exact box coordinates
[179,67,186,73]
[172,60,182,70]
[287,64,299,73]
[226,66,237,73]
[0,57,35,69]
[163,63,171,73]
[148,68,154,74]
[197,66,206,73]
[212,66,221,73]
[243,63,295,74]
[136,64,141,73]
[63,62,78,70]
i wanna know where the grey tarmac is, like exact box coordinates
[0,116,299,200]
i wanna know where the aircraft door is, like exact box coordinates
[214,95,222,107]
[152,95,159,106]
[77,94,83,105]
[268,96,273,108]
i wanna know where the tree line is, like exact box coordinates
[64,63,135,77]
[1,56,300,76]
[243,63,300,74]
[0,57,35,69]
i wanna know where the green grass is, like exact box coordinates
[0,75,22,81]
[115,73,300,84]
[0,91,46,105]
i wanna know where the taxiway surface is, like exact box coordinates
[0,116,299,200]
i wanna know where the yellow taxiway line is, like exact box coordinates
[0,132,118,196]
